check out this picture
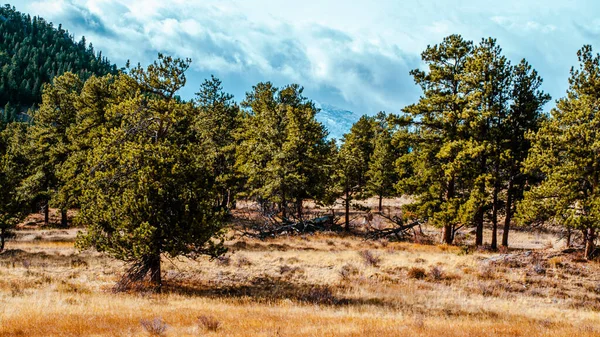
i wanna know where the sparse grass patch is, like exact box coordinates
[359,250,381,267]
[198,314,221,332]
[140,317,168,336]
[408,266,427,279]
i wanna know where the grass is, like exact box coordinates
[1,204,600,336]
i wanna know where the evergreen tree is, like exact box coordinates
[24,72,83,227]
[501,60,550,247]
[0,122,28,251]
[397,35,474,244]
[194,76,241,210]
[461,38,512,248]
[518,45,600,259]
[0,5,117,118]
[366,112,398,212]
[236,83,329,219]
[74,55,226,290]
[334,115,376,230]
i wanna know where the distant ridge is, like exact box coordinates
[314,102,362,140]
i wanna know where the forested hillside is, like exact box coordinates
[0,5,117,123]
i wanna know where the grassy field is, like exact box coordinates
[1,202,599,336]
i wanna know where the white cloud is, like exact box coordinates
[11,0,600,118]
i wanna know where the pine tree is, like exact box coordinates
[334,115,376,230]
[24,72,83,227]
[502,60,550,247]
[366,113,398,213]
[236,83,329,220]
[518,45,600,259]
[397,35,474,244]
[0,122,28,251]
[194,76,241,210]
[74,55,226,290]
[460,38,512,248]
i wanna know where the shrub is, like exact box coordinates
[140,317,168,336]
[198,315,221,332]
[359,250,381,267]
[339,264,360,281]
[408,267,427,279]
[429,266,444,281]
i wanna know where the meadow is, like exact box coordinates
[1,200,599,337]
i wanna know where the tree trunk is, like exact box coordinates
[61,209,68,228]
[344,185,351,232]
[443,176,456,245]
[0,228,5,252]
[296,198,303,220]
[491,184,499,250]
[378,194,383,213]
[502,178,514,247]
[566,227,571,248]
[585,227,596,260]
[475,208,484,247]
[442,224,453,244]
[44,202,49,226]
[148,252,162,292]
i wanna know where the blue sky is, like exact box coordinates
[10,0,600,116]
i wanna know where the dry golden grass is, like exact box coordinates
[1,199,599,336]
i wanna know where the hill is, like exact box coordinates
[0,5,117,122]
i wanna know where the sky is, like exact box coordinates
[9,0,600,117]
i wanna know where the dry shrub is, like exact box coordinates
[57,281,90,294]
[140,317,168,336]
[429,266,444,281]
[477,265,497,280]
[215,255,231,266]
[360,250,381,267]
[339,264,360,281]
[236,255,252,267]
[414,258,426,264]
[10,281,24,297]
[408,267,426,280]
[198,314,221,332]
[279,265,303,275]
[548,256,564,269]
[300,285,336,305]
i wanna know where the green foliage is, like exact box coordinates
[194,75,241,209]
[236,83,330,219]
[0,5,117,113]
[366,113,399,211]
[63,55,226,287]
[396,35,549,246]
[330,115,377,229]
[23,72,84,223]
[518,45,600,258]
[0,122,29,251]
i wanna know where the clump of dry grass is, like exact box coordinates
[408,267,427,279]
[140,317,168,336]
[429,266,444,281]
[339,264,360,281]
[198,314,221,332]
[359,250,381,267]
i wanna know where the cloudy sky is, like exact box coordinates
[10,0,600,116]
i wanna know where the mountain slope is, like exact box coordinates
[0,5,117,119]
[314,102,362,140]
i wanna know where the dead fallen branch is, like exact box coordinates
[364,213,423,241]
[243,215,341,239]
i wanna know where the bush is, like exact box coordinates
[408,267,427,279]
[429,266,444,281]
[198,315,221,332]
[359,250,381,267]
[140,317,168,336]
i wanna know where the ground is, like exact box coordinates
[0,200,599,336]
